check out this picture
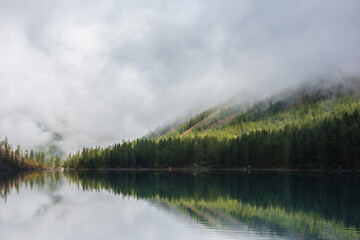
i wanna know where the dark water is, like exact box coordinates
[0,171,359,240]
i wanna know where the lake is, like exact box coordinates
[0,170,359,240]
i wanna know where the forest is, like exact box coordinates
[0,137,62,171]
[1,80,360,171]
[63,93,360,169]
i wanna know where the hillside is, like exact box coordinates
[154,78,360,139]
[63,78,360,169]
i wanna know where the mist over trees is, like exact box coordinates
[63,111,360,169]
[0,137,62,170]
[63,88,360,169]
[2,79,360,170]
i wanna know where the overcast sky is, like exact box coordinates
[1,0,360,152]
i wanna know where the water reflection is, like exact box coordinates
[0,171,359,240]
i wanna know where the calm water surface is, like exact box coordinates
[0,171,359,240]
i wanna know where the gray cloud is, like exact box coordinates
[0,0,360,152]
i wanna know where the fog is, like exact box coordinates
[1,0,360,152]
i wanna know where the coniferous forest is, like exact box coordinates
[0,137,63,173]
[62,82,360,170]
[1,80,360,170]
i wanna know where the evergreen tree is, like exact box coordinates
[55,154,61,168]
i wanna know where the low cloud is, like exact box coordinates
[1,0,360,152]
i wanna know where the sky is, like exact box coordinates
[1,0,360,153]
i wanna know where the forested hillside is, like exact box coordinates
[63,79,360,169]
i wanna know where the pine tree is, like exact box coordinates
[55,154,61,168]
[30,149,34,161]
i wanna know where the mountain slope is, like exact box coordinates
[64,78,360,169]
[154,78,360,139]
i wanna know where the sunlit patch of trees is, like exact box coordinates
[176,107,218,134]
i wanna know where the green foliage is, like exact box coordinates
[55,155,61,168]
[63,95,360,169]
[176,107,218,135]
[0,138,63,170]
[193,94,360,139]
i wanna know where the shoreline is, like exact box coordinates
[58,168,360,173]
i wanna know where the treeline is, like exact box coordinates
[63,109,360,169]
[0,137,61,169]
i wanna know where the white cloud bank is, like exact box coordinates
[0,0,360,152]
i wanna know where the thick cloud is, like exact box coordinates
[1,0,360,152]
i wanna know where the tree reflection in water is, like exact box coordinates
[1,170,359,240]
